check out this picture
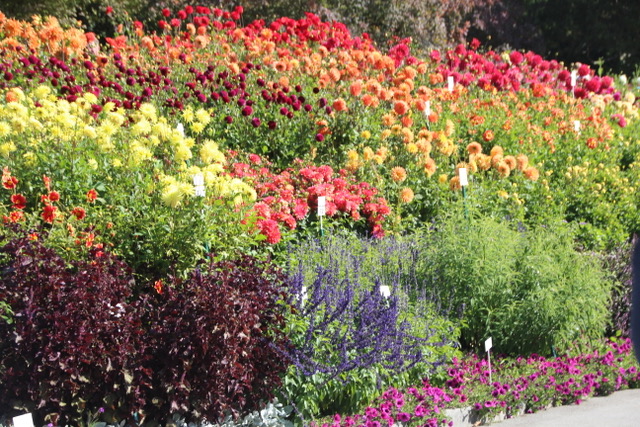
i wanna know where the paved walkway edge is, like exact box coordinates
[443,388,640,426]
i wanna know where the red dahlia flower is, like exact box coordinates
[10,194,27,210]
[42,204,57,224]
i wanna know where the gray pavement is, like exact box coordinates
[491,389,640,426]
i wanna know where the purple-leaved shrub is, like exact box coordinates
[0,233,290,425]
[133,255,290,424]
[602,239,634,337]
[0,234,140,426]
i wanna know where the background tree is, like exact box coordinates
[2,0,638,74]
[469,0,640,75]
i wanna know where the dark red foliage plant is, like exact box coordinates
[134,255,290,424]
[0,232,291,425]
[0,233,141,426]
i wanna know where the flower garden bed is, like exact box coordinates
[313,338,640,426]
[0,4,639,427]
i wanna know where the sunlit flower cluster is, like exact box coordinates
[0,5,638,245]
[0,89,258,212]
[228,158,391,241]
[317,339,640,427]
[0,12,88,59]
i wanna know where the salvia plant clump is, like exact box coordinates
[272,234,460,419]
[282,234,454,378]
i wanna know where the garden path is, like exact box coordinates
[492,388,640,426]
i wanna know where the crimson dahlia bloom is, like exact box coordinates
[10,194,27,210]
[41,204,57,223]
[71,207,86,220]
[86,189,98,203]
[257,218,281,244]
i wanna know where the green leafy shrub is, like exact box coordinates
[419,212,611,355]
[0,300,11,324]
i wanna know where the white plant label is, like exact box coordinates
[485,337,493,384]
[447,76,454,92]
[13,413,34,427]
[317,196,326,217]
[193,173,204,186]
[177,122,185,136]
[379,285,391,298]
[193,173,205,197]
[570,70,577,88]
[424,100,431,117]
[574,120,581,132]
[300,286,308,303]
[458,168,468,186]
[194,186,206,197]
